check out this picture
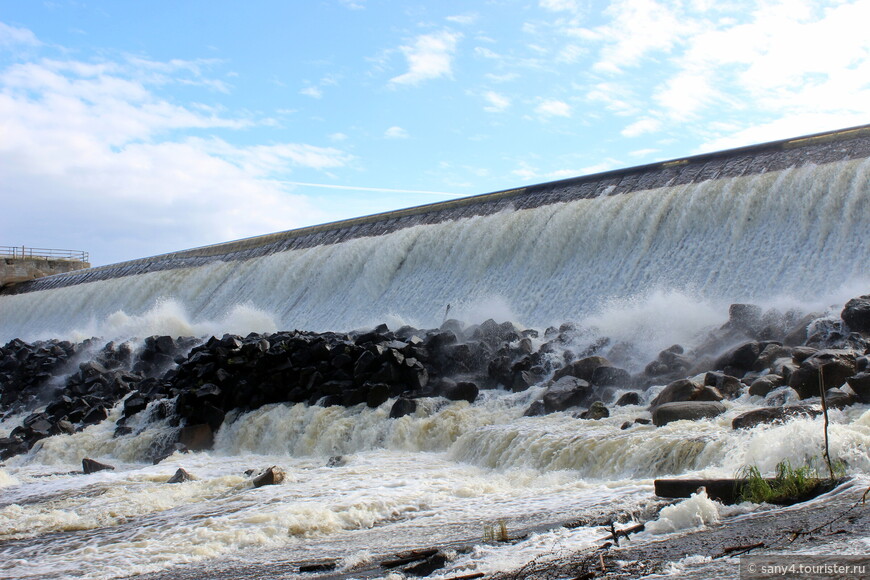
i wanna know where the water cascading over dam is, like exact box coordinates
[1,125,869,343]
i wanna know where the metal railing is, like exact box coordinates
[1,246,89,262]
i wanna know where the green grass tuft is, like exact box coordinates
[736,459,841,504]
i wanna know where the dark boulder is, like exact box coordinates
[704,372,743,399]
[788,349,856,399]
[177,423,214,451]
[553,356,610,383]
[652,401,726,426]
[166,468,195,483]
[846,372,870,403]
[649,379,722,409]
[591,365,630,387]
[714,342,761,375]
[251,466,285,487]
[389,397,417,419]
[542,376,592,413]
[82,457,115,474]
[731,405,821,430]
[442,381,479,403]
[842,295,870,333]
[748,374,784,397]
[366,383,390,408]
[580,401,609,420]
[615,391,642,406]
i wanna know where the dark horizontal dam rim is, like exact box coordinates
[5,123,870,296]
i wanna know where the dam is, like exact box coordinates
[1,125,869,343]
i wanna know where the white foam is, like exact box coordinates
[644,489,720,535]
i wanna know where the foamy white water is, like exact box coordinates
[1,391,868,579]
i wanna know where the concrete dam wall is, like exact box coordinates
[1,125,869,343]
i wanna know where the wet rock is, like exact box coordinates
[580,401,609,420]
[366,383,390,408]
[166,468,195,483]
[443,381,479,403]
[591,365,630,387]
[842,295,870,333]
[788,349,856,399]
[824,387,856,409]
[715,342,761,375]
[846,372,870,403]
[326,455,347,467]
[652,401,726,427]
[704,372,743,399]
[251,466,285,487]
[386,397,415,419]
[731,405,821,430]
[728,303,763,335]
[649,379,722,409]
[542,376,592,413]
[403,551,449,576]
[177,423,214,451]
[748,374,785,397]
[523,400,546,417]
[82,457,115,474]
[553,356,610,383]
[615,391,642,406]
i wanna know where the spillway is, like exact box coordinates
[2,125,870,343]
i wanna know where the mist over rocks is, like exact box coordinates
[1,295,869,461]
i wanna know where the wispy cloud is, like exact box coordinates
[482,91,510,112]
[0,21,40,46]
[384,126,409,139]
[389,30,462,86]
[300,85,323,98]
[535,98,571,117]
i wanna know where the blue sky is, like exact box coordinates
[2,0,869,265]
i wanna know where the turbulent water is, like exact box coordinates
[2,147,870,578]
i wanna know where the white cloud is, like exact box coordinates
[447,13,477,25]
[329,132,348,141]
[539,0,583,13]
[384,126,409,139]
[535,98,571,117]
[389,30,462,86]
[621,117,662,137]
[0,21,40,46]
[300,85,323,98]
[0,48,350,265]
[482,91,510,112]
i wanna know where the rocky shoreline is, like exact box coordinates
[2,295,870,464]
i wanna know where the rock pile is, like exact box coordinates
[1,295,869,462]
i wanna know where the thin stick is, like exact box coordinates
[818,364,835,480]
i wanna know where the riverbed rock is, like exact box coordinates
[615,391,642,406]
[251,466,285,487]
[842,295,870,333]
[652,401,726,426]
[731,405,821,429]
[748,374,785,397]
[846,372,870,402]
[580,401,610,420]
[82,457,115,474]
[553,356,610,383]
[166,468,195,483]
[788,349,856,399]
[542,376,592,413]
[649,379,722,409]
[704,372,743,399]
[389,397,417,418]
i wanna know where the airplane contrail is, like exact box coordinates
[273,180,465,197]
